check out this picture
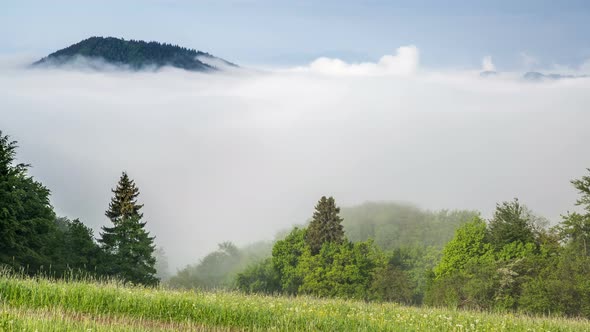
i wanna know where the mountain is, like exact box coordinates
[523,71,587,81]
[479,70,498,78]
[33,37,236,71]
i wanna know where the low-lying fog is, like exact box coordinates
[2,46,589,269]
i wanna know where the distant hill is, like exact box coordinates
[341,202,478,250]
[479,70,498,78]
[522,71,587,81]
[33,37,236,71]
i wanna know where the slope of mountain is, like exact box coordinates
[33,37,236,71]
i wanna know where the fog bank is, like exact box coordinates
[1,49,589,269]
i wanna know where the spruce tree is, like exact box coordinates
[99,172,157,285]
[306,196,345,254]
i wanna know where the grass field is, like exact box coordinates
[0,274,588,331]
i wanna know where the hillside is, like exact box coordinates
[33,36,236,71]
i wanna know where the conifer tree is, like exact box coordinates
[99,172,157,285]
[306,196,345,254]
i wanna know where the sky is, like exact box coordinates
[2,0,590,69]
[2,1,590,270]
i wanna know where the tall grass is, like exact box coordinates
[0,272,588,331]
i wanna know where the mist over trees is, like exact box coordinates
[168,241,273,290]
[233,177,590,318]
[154,247,170,281]
[2,128,590,319]
[341,203,479,250]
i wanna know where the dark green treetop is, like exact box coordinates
[487,198,536,250]
[306,196,345,254]
[105,172,143,222]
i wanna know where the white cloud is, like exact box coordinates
[301,45,419,76]
[481,55,495,71]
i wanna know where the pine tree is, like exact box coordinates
[306,196,345,254]
[99,172,157,285]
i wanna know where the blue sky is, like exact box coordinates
[2,0,590,69]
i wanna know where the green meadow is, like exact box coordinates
[1,274,588,331]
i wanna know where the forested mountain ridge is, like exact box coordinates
[33,37,237,71]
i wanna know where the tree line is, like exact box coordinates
[235,175,590,319]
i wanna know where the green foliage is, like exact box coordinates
[306,196,345,254]
[369,254,416,304]
[271,227,308,294]
[99,172,157,286]
[297,240,385,300]
[34,36,235,71]
[434,217,493,279]
[559,212,590,256]
[0,131,107,279]
[49,217,103,275]
[520,248,590,317]
[268,201,387,301]
[518,171,590,317]
[487,199,537,250]
[236,258,281,294]
[0,131,56,273]
[428,209,543,311]
[427,172,590,318]
[392,246,443,304]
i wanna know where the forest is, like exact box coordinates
[1,128,589,320]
